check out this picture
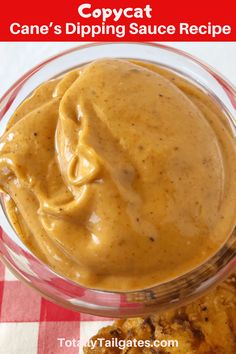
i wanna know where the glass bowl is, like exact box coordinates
[0,43,235,317]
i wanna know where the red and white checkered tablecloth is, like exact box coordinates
[0,260,112,354]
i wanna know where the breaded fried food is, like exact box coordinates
[84,273,236,353]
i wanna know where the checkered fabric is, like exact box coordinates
[0,261,112,354]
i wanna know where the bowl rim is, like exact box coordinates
[1,42,236,105]
[0,42,235,315]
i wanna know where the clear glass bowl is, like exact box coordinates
[0,43,235,317]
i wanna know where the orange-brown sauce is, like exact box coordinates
[0,59,235,291]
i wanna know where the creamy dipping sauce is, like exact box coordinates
[0,59,235,291]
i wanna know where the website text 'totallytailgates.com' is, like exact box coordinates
[57,337,179,350]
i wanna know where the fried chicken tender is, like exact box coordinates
[84,273,236,354]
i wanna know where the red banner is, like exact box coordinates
[0,0,235,41]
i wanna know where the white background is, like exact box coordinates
[0,42,236,97]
